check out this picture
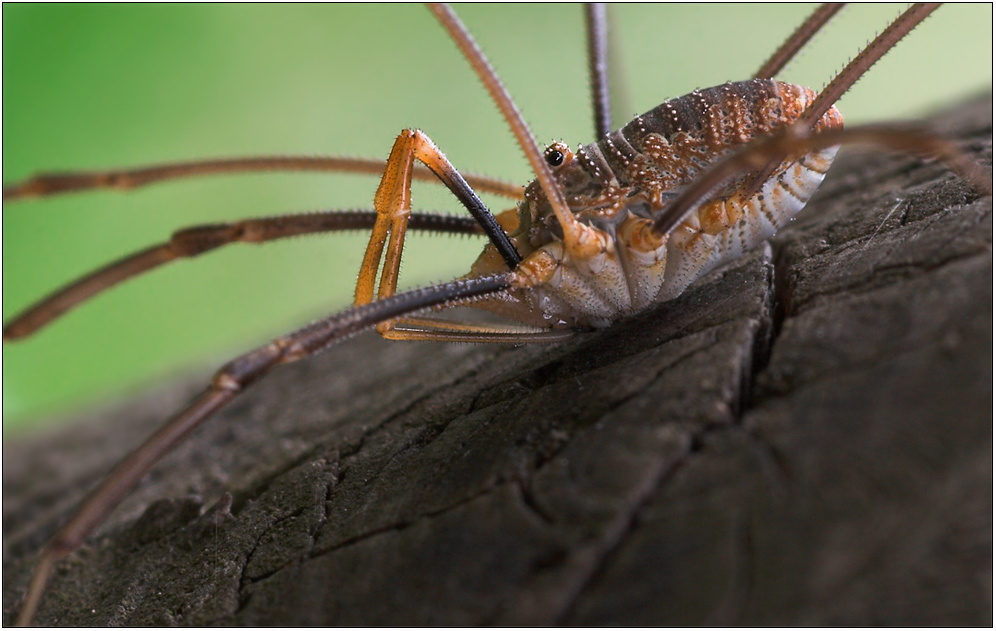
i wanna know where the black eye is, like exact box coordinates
[545,149,564,167]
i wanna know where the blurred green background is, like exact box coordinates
[3,4,992,433]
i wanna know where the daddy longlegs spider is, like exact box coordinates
[3,3,992,625]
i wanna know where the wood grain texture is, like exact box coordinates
[3,95,992,626]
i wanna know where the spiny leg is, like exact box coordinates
[14,273,514,627]
[798,3,941,131]
[754,3,846,80]
[745,3,941,198]
[2,155,523,202]
[651,122,993,238]
[430,4,619,271]
[429,4,587,254]
[3,211,483,342]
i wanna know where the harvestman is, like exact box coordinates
[4,3,991,625]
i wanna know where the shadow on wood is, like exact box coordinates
[3,95,992,626]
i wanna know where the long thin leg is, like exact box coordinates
[651,122,993,238]
[605,5,632,131]
[585,3,612,139]
[3,211,483,342]
[2,156,524,203]
[431,4,617,269]
[429,4,584,253]
[754,4,846,79]
[14,273,516,627]
[798,3,941,130]
[743,3,942,199]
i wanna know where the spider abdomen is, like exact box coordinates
[480,80,843,328]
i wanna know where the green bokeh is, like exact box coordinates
[3,4,992,432]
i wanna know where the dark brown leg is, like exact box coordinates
[651,122,993,237]
[429,4,579,246]
[799,3,941,130]
[2,155,524,203]
[605,5,632,131]
[3,211,483,342]
[745,3,942,198]
[14,272,513,626]
[585,3,612,139]
[753,4,845,79]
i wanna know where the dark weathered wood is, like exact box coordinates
[3,95,992,626]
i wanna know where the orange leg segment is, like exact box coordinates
[353,129,567,344]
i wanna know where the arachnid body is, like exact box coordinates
[3,4,993,626]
